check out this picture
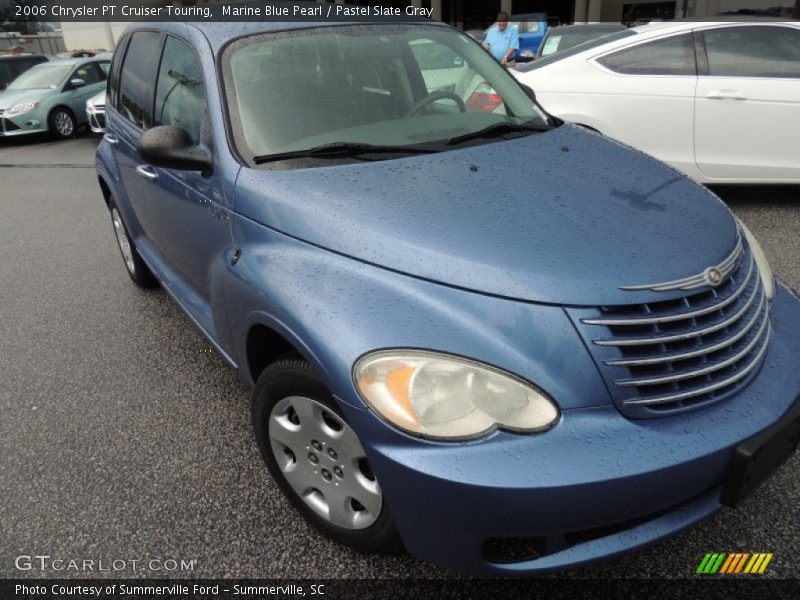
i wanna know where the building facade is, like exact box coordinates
[60,0,797,50]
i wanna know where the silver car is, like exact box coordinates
[85,89,106,133]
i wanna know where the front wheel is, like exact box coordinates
[251,359,402,554]
[48,108,76,140]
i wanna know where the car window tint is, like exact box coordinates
[73,63,103,85]
[118,30,162,128]
[154,35,207,145]
[108,35,129,108]
[703,25,800,78]
[598,33,696,75]
[98,61,111,76]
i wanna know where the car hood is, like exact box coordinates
[0,89,50,111]
[234,124,739,306]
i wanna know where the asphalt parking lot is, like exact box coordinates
[1,134,798,580]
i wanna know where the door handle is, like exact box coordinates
[136,165,157,180]
[706,90,746,101]
[105,133,118,144]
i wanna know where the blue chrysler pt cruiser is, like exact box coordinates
[95,19,800,575]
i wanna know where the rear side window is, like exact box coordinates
[117,30,163,128]
[703,25,800,78]
[597,33,696,76]
[154,36,207,145]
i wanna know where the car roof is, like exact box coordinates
[125,17,451,54]
[0,53,47,60]
[548,23,627,33]
[631,19,798,33]
[48,56,108,65]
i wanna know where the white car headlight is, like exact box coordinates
[8,100,40,116]
[354,350,559,440]
[739,219,774,301]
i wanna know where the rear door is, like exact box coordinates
[694,24,800,181]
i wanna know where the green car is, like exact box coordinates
[0,57,110,140]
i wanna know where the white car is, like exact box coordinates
[513,20,800,184]
[85,89,106,133]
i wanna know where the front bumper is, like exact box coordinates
[86,106,106,134]
[0,110,48,137]
[340,282,800,575]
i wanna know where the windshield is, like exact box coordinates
[223,24,551,166]
[8,64,72,90]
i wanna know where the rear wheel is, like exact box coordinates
[48,107,76,140]
[109,198,157,288]
[252,359,403,553]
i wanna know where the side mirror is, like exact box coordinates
[69,78,86,88]
[137,125,212,174]
[520,84,536,103]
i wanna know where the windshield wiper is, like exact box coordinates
[445,121,549,146]
[253,142,440,165]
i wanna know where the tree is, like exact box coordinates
[0,1,42,35]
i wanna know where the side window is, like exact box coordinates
[72,63,104,86]
[153,35,207,145]
[703,26,800,79]
[117,30,163,129]
[597,33,696,76]
[108,35,130,107]
[98,61,110,77]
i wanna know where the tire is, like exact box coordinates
[251,358,403,554]
[48,107,77,140]
[108,197,158,288]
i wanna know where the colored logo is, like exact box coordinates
[696,552,773,575]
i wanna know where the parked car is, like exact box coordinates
[57,50,100,58]
[0,54,48,91]
[96,19,800,576]
[509,13,552,61]
[514,21,800,184]
[535,23,627,59]
[0,57,110,139]
[86,90,106,133]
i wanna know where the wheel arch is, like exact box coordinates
[246,322,304,385]
[97,175,112,208]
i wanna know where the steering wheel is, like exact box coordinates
[405,90,467,117]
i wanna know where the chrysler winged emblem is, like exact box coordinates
[620,235,743,292]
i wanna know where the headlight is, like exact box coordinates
[8,100,40,116]
[354,350,559,440]
[739,219,774,300]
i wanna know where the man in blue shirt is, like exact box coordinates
[483,12,519,66]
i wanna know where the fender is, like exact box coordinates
[222,214,612,412]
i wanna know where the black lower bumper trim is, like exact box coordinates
[721,395,800,507]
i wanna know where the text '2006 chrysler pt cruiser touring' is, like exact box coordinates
[95,19,800,575]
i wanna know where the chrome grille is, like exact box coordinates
[568,241,771,418]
